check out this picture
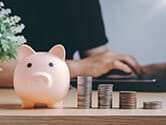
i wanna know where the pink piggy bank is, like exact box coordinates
[14,44,70,109]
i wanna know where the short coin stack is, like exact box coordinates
[98,84,113,109]
[77,76,92,109]
[119,91,137,109]
[143,101,162,109]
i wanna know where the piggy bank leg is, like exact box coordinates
[47,101,63,109]
[21,100,35,109]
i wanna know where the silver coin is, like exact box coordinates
[78,105,91,109]
[78,92,92,96]
[78,102,91,106]
[78,98,91,101]
[77,76,92,85]
[99,102,112,105]
[99,105,111,109]
[98,94,112,97]
[98,84,113,87]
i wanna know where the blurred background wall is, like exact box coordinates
[99,0,166,65]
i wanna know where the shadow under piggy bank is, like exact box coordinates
[0,104,77,109]
[0,104,50,109]
[0,104,21,109]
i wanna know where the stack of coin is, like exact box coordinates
[143,101,162,109]
[77,76,92,109]
[98,84,113,109]
[119,91,137,109]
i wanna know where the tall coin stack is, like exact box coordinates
[120,91,137,109]
[77,76,92,109]
[98,84,113,109]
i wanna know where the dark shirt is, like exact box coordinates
[5,0,108,59]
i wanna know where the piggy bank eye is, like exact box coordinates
[49,62,54,67]
[27,63,32,68]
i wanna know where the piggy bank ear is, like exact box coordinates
[18,45,36,60]
[48,44,66,60]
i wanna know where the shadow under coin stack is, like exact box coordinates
[120,91,137,109]
[77,76,92,109]
[98,84,113,109]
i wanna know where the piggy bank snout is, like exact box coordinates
[32,72,52,88]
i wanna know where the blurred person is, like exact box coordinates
[0,0,142,87]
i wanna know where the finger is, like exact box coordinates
[112,60,132,73]
[118,55,142,75]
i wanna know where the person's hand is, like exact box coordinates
[79,50,141,77]
[141,63,166,80]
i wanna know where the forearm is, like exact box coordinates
[80,44,108,58]
[66,59,86,78]
[66,45,109,78]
